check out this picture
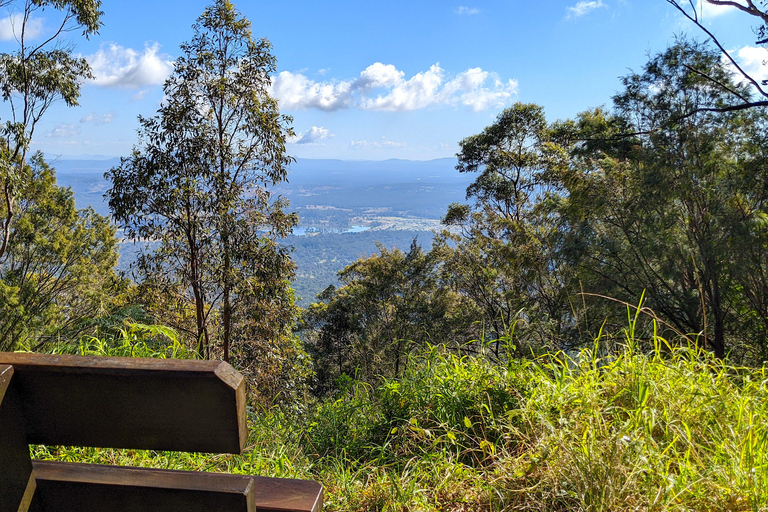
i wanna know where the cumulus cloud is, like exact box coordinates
[80,111,116,124]
[726,46,768,85]
[290,126,333,144]
[356,62,404,90]
[456,6,479,15]
[566,1,606,18]
[271,71,353,111]
[87,42,174,88]
[361,64,444,111]
[437,68,518,111]
[271,63,518,112]
[47,123,79,138]
[0,14,43,41]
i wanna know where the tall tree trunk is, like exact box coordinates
[221,219,232,364]
[193,284,207,359]
[711,272,726,359]
[223,280,231,363]
[187,225,209,359]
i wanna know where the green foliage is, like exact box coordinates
[0,154,122,351]
[287,229,437,307]
[303,240,480,394]
[299,335,768,510]
[0,1,111,351]
[559,39,768,359]
[439,102,576,355]
[40,328,768,511]
[106,0,307,406]
[668,0,768,111]
[0,0,102,263]
[426,40,768,361]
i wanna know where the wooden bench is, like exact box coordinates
[0,352,323,512]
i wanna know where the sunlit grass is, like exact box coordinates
[30,322,768,511]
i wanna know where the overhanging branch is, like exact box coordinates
[667,0,768,109]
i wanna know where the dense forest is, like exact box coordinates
[4,0,768,509]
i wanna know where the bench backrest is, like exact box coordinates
[0,352,323,512]
[0,352,246,453]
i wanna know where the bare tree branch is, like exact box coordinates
[705,0,768,24]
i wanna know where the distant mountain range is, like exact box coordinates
[52,156,468,215]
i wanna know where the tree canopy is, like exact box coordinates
[668,0,768,112]
[106,0,308,404]
[308,39,768,370]
[0,0,119,352]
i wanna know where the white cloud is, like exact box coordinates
[290,126,333,144]
[566,1,606,18]
[271,71,353,111]
[439,67,518,111]
[271,63,518,112]
[0,14,43,41]
[80,111,116,124]
[47,123,79,138]
[361,64,444,111]
[456,6,480,15]
[357,62,404,90]
[726,46,768,85]
[87,42,174,89]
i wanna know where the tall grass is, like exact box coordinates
[29,323,768,511]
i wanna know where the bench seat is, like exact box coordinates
[29,461,323,512]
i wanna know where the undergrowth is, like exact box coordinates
[28,322,768,511]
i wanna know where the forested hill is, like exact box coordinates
[53,156,473,305]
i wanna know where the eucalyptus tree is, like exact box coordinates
[107,0,296,364]
[561,40,768,359]
[304,241,478,393]
[0,1,115,350]
[0,0,102,262]
[441,103,574,352]
[0,153,120,351]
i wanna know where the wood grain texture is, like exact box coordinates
[29,462,323,512]
[16,471,37,512]
[0,352,246,454]
[0,355,324,512]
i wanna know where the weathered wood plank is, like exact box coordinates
[249,475,324,512]
[0,365,35,512]
[30,461,255,512]
[0,363,12,403]
[29,461,323,512]
[0,353,247,454]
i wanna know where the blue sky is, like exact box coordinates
[0,0,763,160]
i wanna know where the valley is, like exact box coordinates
[53,156,472,306]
